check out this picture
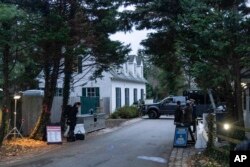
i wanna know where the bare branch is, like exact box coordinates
[72,65,95,85]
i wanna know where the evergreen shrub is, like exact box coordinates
[110,106,139,119]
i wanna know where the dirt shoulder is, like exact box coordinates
[0,138,60,163]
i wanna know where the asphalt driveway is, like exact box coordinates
[2,117,175,167]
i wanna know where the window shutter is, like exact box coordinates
[96,87,100,97]
[82,88,86,97]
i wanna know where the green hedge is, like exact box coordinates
[110,106,139,119]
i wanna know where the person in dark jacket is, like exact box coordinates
[68,102,81,132]
[183,101,196,142]
[183,102,193,124]
[66,102,81,142]
[174,101,183,124]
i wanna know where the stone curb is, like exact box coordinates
[88,117,143,136]
[167,146,204,167]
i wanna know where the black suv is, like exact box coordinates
[139,96,186,119]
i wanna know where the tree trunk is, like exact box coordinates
[234,56,243,122]
[230,54,245,141]
[61,51,73,130]
[30,42,61,140]
[60,0,79,130]
[0,44,11,145]
[223,75,234,119]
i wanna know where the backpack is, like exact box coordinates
[74,124,86,140]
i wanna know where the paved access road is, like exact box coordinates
[5,117,175,167]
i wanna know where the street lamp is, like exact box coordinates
[13,94,21,138]
[4,94,23,139]
[223,123,231,130]
[223,120,241,131]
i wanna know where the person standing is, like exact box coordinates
[183,101,195,142]
[67,102,81,141]
[174,101,183,124]
[183,102,192,124]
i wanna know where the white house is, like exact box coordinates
[37,55,147,115]
[81,55,146,113]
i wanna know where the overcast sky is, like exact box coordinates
[109,29,152,55]
[110,1,250,55]
[109,5,152,55]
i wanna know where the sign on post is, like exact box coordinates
[173,126,188,147]
[46,126,62,144]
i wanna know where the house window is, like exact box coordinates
[116,87,121,108]
[72,56,82,73]
[140,89,144,100]
[55,88,63,96]
[125,88,129,106]
[134,88,137,103]
[87,88,96,97]
[87,88,99,97]
[78,56,83,73]
[82,87,100,97]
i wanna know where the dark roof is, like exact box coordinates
[110,70,147,84]
[136,56,142,65]
[128,55,136,63]
[128,55,143,66]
